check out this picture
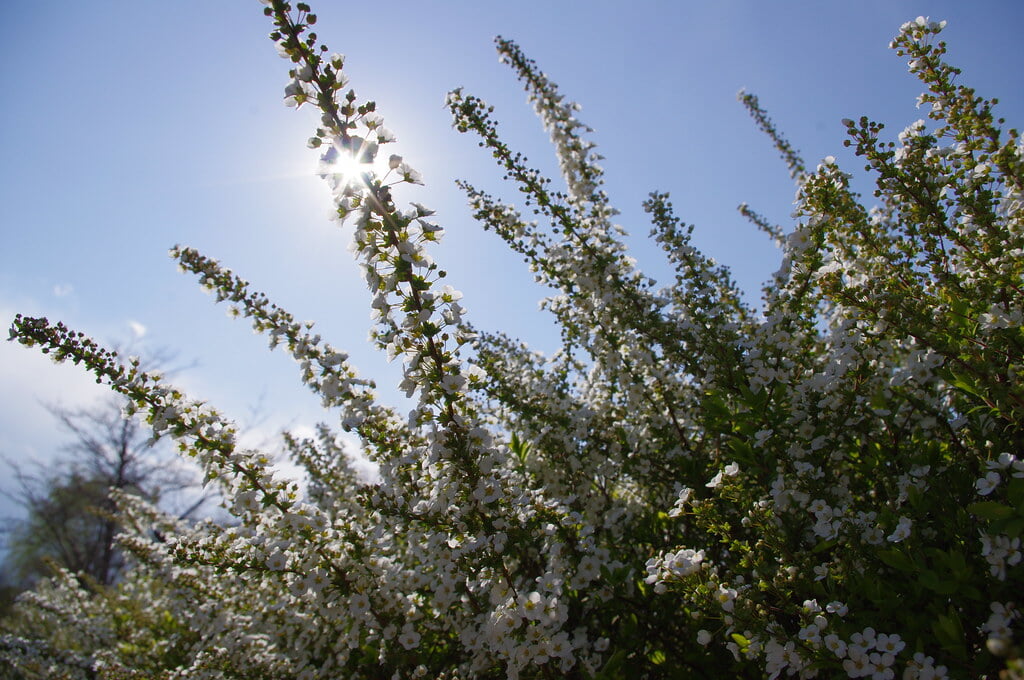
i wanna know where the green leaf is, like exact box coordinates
[812,538,838,554]
[736,382,765,410]
[727,438,755,465]
[869,389,890,410]
[594,649,628,679]
[919,569,957,595]
[960,586,984,602]
[944,549,967,576]
[967,501,1014,521]
[1008,477,1024,509]
[950,372,985,399]
[876,548,915,572]
[931,608,967,660]
[906,484,923,508]
[932,614,957,647]
[998,516,1024,539]
[621,612,639,639]
[702,393,731,422]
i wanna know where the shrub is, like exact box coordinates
[4,4,1022,678]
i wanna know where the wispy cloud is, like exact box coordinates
[52,283,73,297]
[128,320,147,339]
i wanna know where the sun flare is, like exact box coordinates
[318,136,393,188]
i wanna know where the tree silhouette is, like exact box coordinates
[2,395,206,590]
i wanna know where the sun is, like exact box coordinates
[318,135,392,188]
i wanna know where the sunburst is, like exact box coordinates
[318,135,391,189]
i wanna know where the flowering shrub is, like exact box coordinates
[3,4,1023,678]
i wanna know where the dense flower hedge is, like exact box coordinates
[3,3,1022,678]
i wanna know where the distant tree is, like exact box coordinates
[1,392,206,591]
[0,571,19,623]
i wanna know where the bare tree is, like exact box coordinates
[1,393,207,590]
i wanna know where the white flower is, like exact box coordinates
[823,633,847,658]
[867,651,895,679]
[518,592,545,621]
[349,592,371,616]
[706,462,740,488]
[863,526,885,545]
[798,624,821,645]
[843,652,870,677]
[440,285,463,302]
[980,533,1022,580]
[668,486,694,518]
[472,477,501,505]
[465,364,487,383]
[399,162,423,184]
[266,551,288,571]
[575,554,601,584]
[987,452,1018,471]
[696,629,712,646]
[715,584,737,612]
[665,548,705,577]
[440,372,466,394]
[875,633,904,655]
[547,631,572,659]
[850,627,877,651]
[905,651,948,679]
[887,516,912,543]
[976,471,1001,496]
[301,569,329,594]
[398,625,421,650]
[283,79,312,108]
[808,498,830,515]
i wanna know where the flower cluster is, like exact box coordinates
[4,6,1022,680]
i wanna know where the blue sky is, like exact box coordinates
[2,1,1023,525]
